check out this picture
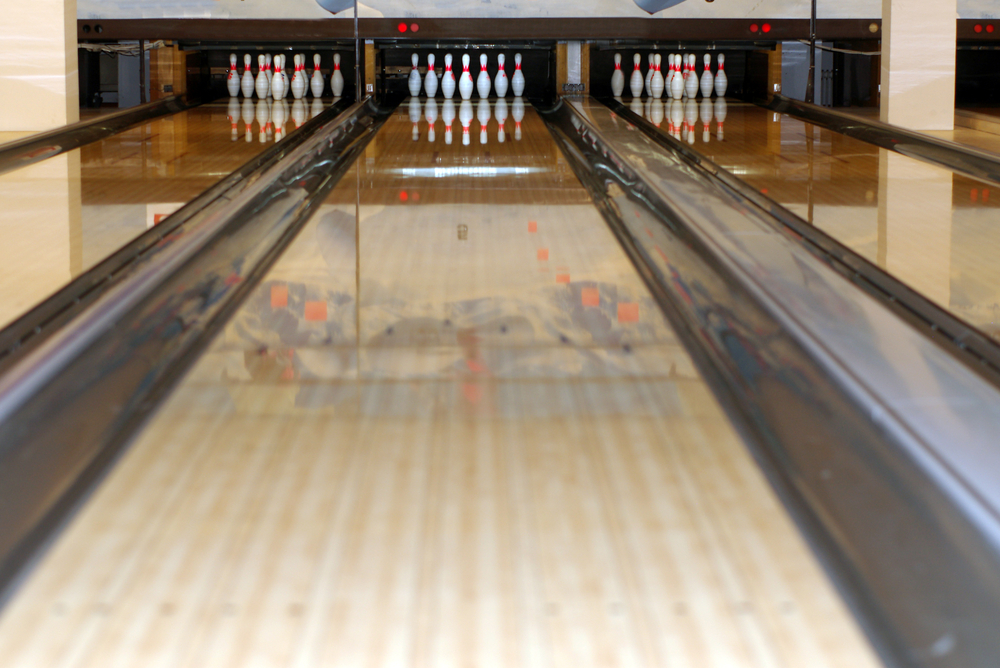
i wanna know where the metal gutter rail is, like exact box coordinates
[541,97,1000,668]
[0,95,203,177]
[0,96,393,607]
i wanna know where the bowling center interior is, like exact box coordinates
[3,1,1000,666]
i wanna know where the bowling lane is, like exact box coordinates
[0,99,881,668]
[0,97,332,330]
[662,99,1000,340]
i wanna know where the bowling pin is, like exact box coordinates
[459,54,474,100]
[511,53,525,97]
[477,98,491,144]
[700,54,714,98]
[425,98,438,142]
[255,55,269,99]
[265,54,273,94]
[512,96,524,141]
[685,54,699,99]
[670,54,684,100]
[442,98,455,144]
[241,54,255,98]
[271,55,286,100]
[477,54,491,99]
[425,54,438,98]
[629,53,643,98]
[241,98,254,143]
[409,96,422,140]
[495,97,508,143]
[311,54,325,97]
[442,53,457,99]
[715,54,728,97]
[495,53,509,98]
[700,98,713,142]
[408,53,422,97]
[459,99,473,145]
[288,55,300,99]
[227,54,241,97]
[650,54,664,99]
[331,53,344,97]
[645,53,654,97]
[281,55,291,99]
[715,97,727,140]
[610,53,625,98]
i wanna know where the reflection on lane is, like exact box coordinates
[0,101,881,668]
[0,99,342,330]
[688,101,1000,340]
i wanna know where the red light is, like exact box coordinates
[989,24,995,33]
[750,23,759,32]
[399,191,409,201]
[411,23,419,32]
[762,23,771,33]
[397,22,407,33]
[975,24,983,33]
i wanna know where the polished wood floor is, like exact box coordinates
[0,103,881,667]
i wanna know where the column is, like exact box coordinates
[880,0,956,131]
[0,0,79,131]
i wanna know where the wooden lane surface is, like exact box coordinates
[674,100,1000,340]
[0,103,882,668]
[0,99,334,331]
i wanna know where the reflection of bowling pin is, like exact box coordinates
[459,99,473,145]
[409,53,422,97]
[685,98,697,144]
[511,53,525,96]
[311,97,325,118]
[629,97,644,117]
[241,98,254,142]
[700,54,714,98]
[650,54,664,99]
[311,54,325,97]
[442,54,456,99]
[495,53,509,98]
[700,98,713,142]
[650,99,664,128]
[227,54,241,97]
[512,96,524,141]
[715,97,727,140]
[331,53,344,97]
[255,55,269,99]
[495,97,507,143]
[227,97,240,140]
[256,99,270,142]
[425,98,438,142]
[425,54,438,98]
[629,53,643,98]
[715,54,728,97]
[477,98,491,144]
[610,53,625,98]
[459,54,474,100]
[272,55,286,100]
[241,54,255,98]
[442,99,455,144]
[292,99,306,128]
[670,99,683,140]
[409,96,422,140]
[477,54,491,99]
[645,53,654,97]
[273,100,287,141]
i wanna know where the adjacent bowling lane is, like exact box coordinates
[0,99,881,667]
[0,97,333,330]
[653,99,1000,340]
